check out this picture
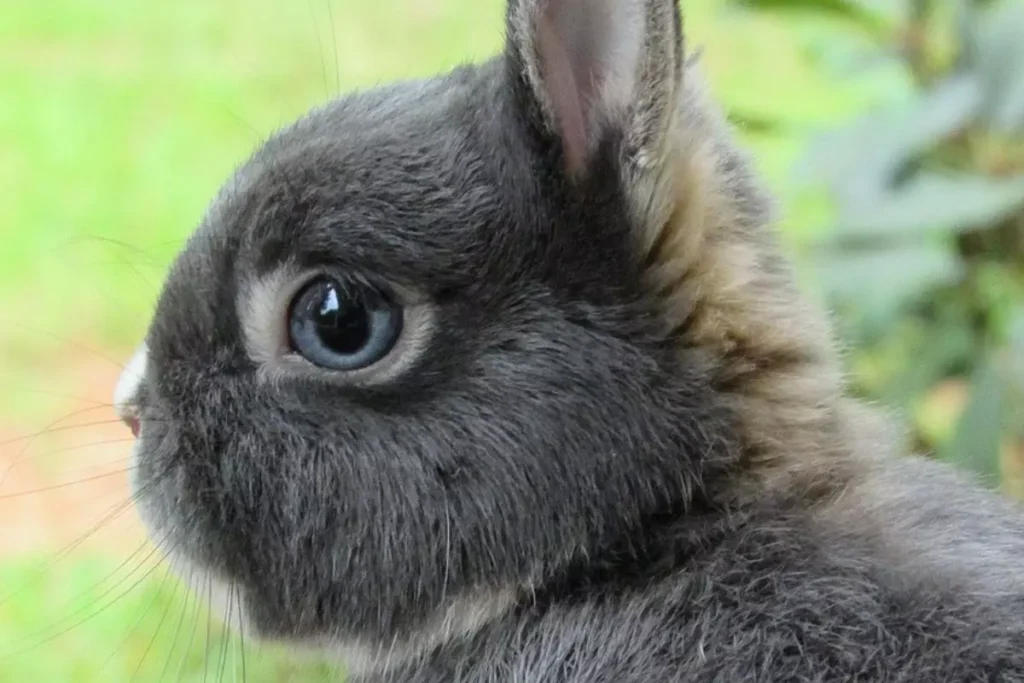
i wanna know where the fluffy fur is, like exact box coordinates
[115,0,1024,680]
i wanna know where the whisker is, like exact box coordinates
[307,0,330,99]
[176,562,206,681]
[0,499,141,609]
[157,563,195,683]
[0,416,137,447]
[203,573,214,683]
[46,251,161,317]
[0,543,169,660]
[128,565,179,681]
[0,388,109,407]
[36,453,134,472]
[217,583,235,682]
[96,562,173,675]
[325,649,345,682]
[53,234,170,267]
[3,434,138,464]
[0,466,136,500]
[0,416,177,481]
[0,318,130,372]
[103,246,159,295]
[235,582,247,683]
[210,96,268,147]
[326,0,341,95]
[4,510,193,667]
[6,515,178,641]
[0,462,170,608]
[0,405,118,491]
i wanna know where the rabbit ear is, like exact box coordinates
[505,0,684,178]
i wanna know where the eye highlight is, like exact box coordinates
[287,276,403,371]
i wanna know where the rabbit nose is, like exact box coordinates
[114,344,148,438]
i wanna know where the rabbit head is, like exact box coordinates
[114,0,838,673]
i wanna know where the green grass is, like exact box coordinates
[0,0,886,679]
[0,556,336,680]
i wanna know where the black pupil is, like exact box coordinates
[312,283,371,355]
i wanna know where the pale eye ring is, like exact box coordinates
[287,276,404,371]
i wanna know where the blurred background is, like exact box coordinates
[0,0,1022,679]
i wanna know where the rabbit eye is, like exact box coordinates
[287,276,403,371]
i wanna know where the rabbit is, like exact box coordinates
[110,0,1024,681]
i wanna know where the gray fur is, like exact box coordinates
[117,0,1024,680]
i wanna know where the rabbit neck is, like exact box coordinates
[635,64,892,504]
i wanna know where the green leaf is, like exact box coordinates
[846,0,911,23]
[815,242,962,323]
[882,325,972,409]
[980,1,1024,132]
[730,0,906,24]
[834,172,1024,239]
[797,74,983,208]
[941,357,1005,486]
[1010,308,1024,361]
[706,9,884,130]
[963,0,1024,132]
[1007,307,1024,433]
[730,0,862,16]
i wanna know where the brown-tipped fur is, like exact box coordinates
[639,56,894,501]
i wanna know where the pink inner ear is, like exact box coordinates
[535,4,593,176]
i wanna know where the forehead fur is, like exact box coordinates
[156,62,655,345]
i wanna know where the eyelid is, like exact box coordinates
[237,266,434,387]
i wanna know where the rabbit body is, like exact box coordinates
[115,0,1024,680]
[387,456,1024,682]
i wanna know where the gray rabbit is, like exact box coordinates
[111,0,1024,680]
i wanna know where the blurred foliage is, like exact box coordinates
[735,0,1024,489]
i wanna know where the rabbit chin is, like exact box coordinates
[300,585,518,678]
[128,442,515,676]
[146,532,515,676]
